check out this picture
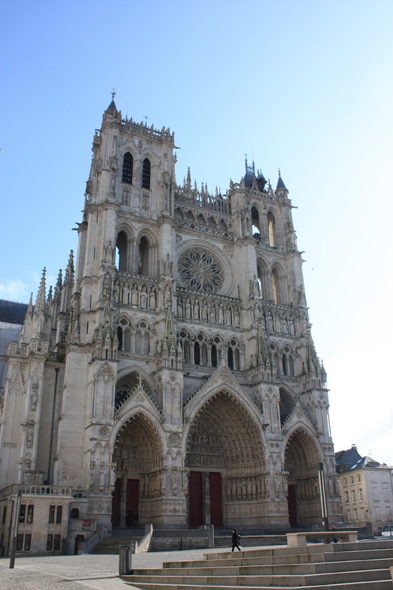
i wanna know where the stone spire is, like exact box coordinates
[34,268,46,317]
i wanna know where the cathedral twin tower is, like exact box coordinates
[0,96,341,553]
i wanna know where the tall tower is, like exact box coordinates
[0,97,341,553]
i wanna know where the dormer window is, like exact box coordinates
[122,153,133,184]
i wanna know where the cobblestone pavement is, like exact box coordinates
[0,546,242,590]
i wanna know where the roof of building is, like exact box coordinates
[336,446,392,474]
[0,300,28,325]
[276,172,287,191]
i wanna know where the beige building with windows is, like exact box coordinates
[0,96,341,555]
[337,448,393,534]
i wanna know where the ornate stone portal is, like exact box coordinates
[0,97,342,554]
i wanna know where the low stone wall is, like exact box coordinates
[149,528,212,551]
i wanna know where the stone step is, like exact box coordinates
[204,539,393,561]
[121,582,393,590]
[132,557,393,577]
[163,547,393,569]
[90,535,144,554]
[214,535,286,548]
[128,568,392,585]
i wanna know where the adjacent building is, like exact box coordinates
[336,447,393,534]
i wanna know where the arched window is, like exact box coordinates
[124,328,131,353]
[142,158,151,189]
[268,212,276,247]
[274,352,280,375]
[211,344,217,367]
[116,231,127,272]
[282,354,288,375]
[289,354,294,376]
[184,340,190,364]
[272,269,279,304]
[228,347,234,370]
[117,327,123,351]
[257,265,263,299]
[194,342,200,365]
[251,206,260,239]
[138,237,149,275]
[122,152,133,184]
[235,348,240,370]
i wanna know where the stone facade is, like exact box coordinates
[0,95,341,555]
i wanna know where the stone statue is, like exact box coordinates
[171,469,178,495]
[150,287,156,310]
[30,383,38,411]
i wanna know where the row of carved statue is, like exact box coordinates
[177,293,240,326]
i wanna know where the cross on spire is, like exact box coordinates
[144,115,149,126]
[111,88,116,101]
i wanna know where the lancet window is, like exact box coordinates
[116,231,128,272]
[272,269,279,304]
[142,158,151,189]
[117,318,151,356]
[227,339,240,370]
[138,237,149,276]
[268,211,276,247]
[122,152,133,184]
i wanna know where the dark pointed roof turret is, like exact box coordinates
[106,89,118,111]
[276,169,287,191]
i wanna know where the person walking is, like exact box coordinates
[231,528,241,552]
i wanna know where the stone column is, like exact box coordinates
[120,473,127,528]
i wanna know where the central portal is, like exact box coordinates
[186,390,266,527]
[188,471,222,527]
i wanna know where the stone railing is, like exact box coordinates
[175,218,234,240]
[174,187,231,214]
[0,484,72,499]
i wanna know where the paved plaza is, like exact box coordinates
[0,546,236,590]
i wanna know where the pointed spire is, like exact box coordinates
[26,292,33,318]
[107,88,117,111]
[64,251,75,285]
[276,169,287,191]
[34,268,46,317]
[187,167,191,189]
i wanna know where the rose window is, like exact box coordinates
[178,248,224,293]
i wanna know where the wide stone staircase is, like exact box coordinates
[91,528,144,554]
[121,538,393,589]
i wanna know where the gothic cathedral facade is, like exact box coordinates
[0,97,341,553]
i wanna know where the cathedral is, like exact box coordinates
[0,95,341,555]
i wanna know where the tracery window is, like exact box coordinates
[227,339,240,370]
[142,158,151,189]
[122,152,133,184]
[178,248,224,293]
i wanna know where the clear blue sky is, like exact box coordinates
[1,0,392,464]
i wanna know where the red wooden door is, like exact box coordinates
[209,472,222,527]
[111,478,121,527]
[126,479,139,527]
[189,471,203,527]
[288,484,297,527]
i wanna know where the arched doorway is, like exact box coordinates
[112,411,164,528]
[284,429,321,528]
[186,391,266,527]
